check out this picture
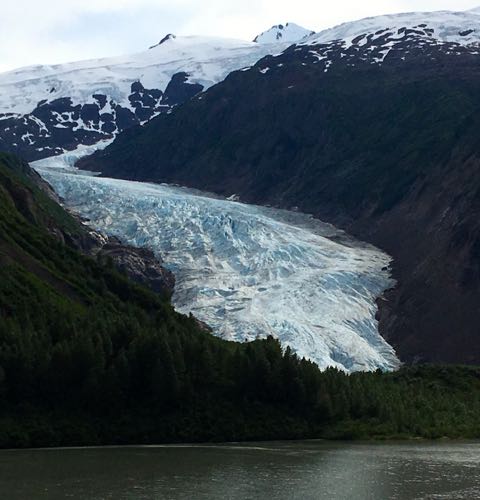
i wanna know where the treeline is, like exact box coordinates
[1,306,480,447]
[0,152,479,448]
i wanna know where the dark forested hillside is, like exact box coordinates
[1,153,480,446]
[79,34,480,365]
[0,153,322,445]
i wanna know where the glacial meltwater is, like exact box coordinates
[33,146,399,372]
[0,441,479,499]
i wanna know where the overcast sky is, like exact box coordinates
[2,0,479,72]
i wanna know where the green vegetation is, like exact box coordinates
[0,153,479,448]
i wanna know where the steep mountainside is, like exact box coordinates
[0,30,309,162]
[79,9,480,364]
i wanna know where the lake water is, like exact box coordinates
[0,441,479,499]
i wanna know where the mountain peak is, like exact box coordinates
[253,22,315,44]
[149,33,176,50]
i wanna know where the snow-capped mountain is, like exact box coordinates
[249,8,480,83]
[254,22,315,43]
[284,10,480,75]
[0,30,309,161]
[3,8,480,162]
[308,8,480,46]
[0,35,291,116]
[85,6,480,183]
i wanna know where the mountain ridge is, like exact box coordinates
[2,8,480,162]
[307,8,480,46]
[0,30,309,162]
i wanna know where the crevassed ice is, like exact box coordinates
[33,147,399,373]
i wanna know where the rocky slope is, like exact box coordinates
[96,238,175,297]
[79,8,480,364]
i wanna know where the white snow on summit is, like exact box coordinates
[0,34,295,115]
[254,22,315,44]
[2,8,480,116]
[306,8,480,46]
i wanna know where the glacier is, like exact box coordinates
[33,147,399,373]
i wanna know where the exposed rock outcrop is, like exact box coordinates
[97,239,175,297]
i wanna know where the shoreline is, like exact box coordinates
[1,436,480,453]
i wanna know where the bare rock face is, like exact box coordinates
[97,239,175,297]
